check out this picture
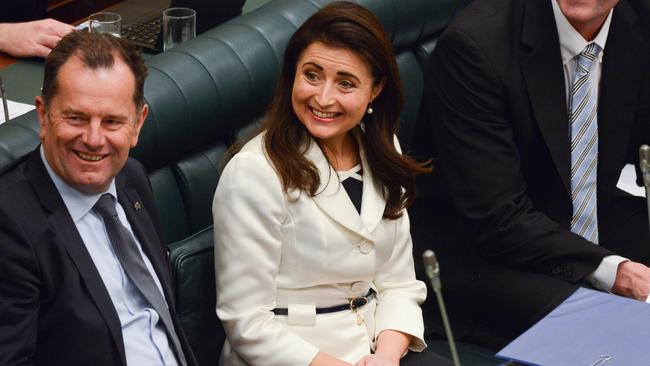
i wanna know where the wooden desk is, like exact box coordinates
[0,54,16,69]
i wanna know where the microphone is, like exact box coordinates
[0,73,9,123]
[639,145,650,231]
[422,250,461,366]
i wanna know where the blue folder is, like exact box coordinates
[496,287,650,366]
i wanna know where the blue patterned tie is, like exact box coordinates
[569,43,601,243]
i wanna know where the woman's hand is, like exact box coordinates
[355,354,399,366]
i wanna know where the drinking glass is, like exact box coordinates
[163,7,196,51]
[88,12,122,37]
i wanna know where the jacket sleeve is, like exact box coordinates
[373,209,427,352]
[430,28,610,282]
[213,151,320,366]
[0,206,39,366]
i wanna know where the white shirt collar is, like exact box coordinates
[551,0,613,65]
[40,146,118,223]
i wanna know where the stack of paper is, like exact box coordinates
[497,287,650,366]
[0,100,35,124]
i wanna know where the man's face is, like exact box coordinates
[556,0,619,37]
[36,55,147,194]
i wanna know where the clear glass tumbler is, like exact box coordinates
[89,12,122,37]
[163,7,196,51]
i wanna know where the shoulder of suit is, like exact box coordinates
[115,158,151,194]
[239,131,266,155]
[445,0,521,43]
[0,152,37,199]
[232,132,275,170]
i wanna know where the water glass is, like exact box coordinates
[89,12,122,37]
[163,7,196,51]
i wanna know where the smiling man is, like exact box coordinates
[412,0,650,347]
[0,31,195,366]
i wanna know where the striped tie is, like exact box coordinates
[569,43,601,243]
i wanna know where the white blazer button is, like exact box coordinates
[359,240,373,254]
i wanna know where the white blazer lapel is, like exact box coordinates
[359,145,386,233]
[306,139,370,238]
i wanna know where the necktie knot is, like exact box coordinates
[576,43,601,71]
[94,193,118,219]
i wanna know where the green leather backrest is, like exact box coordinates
[168,227,223,366]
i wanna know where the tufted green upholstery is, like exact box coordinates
[0,0,501,365]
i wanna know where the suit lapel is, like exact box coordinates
[598,1,645,208]
[26,151,127,366]
[306,139,375,239]
[117,183,176,309]
[359,143,386,233]
[521,0,572,194]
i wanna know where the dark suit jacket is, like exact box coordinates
[0,150,196,366]
[412,0,650,345]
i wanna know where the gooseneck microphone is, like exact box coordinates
[422,250,461,366]
[639,145,650,231]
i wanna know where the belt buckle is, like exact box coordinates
[349,296,368,311]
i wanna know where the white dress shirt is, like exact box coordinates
[40,147,179,365]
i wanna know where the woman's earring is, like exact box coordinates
[366,103,374,115]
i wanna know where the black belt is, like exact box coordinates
[272,289,375,315]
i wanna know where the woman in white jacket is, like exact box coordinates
[213,2,445,365]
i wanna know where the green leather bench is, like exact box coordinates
[0,0,501,365]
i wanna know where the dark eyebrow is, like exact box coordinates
[301,62,361,83]
[336,71,360,83]
[303,61,323,70]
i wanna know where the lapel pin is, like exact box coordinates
[134,201,142,211]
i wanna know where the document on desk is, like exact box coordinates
[0,100,35,124]
[496,287,650,366]
[616,164,645,197]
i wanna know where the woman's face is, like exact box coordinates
[291,42,382,149]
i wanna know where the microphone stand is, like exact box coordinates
[639,145,650,232]
[422,249,461,366]
[0,72,9,123]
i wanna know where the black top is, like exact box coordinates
[340,164,362,214]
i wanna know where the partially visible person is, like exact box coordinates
[412,0,650,348]
[0,19,73,58]
[0,31,196,365]
[213,2,448,366]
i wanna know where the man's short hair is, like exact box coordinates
[42,31,148,109]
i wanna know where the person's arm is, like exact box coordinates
[430,27,610,281]
[0,206,40,365]
[372,207,426,356]
[0,19,73,58]
[213,148,347,366]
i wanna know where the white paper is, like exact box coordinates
[616,164,646,198]
[0,99,36,124]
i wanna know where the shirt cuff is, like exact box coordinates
[587,255,628,292]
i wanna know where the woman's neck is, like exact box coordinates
[320,132,360,171]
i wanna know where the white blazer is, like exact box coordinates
[213,132,426,366]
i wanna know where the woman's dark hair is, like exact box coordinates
[230,1,430,219]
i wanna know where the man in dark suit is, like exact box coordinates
[412,0,650,347]
[0,31,196,365]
